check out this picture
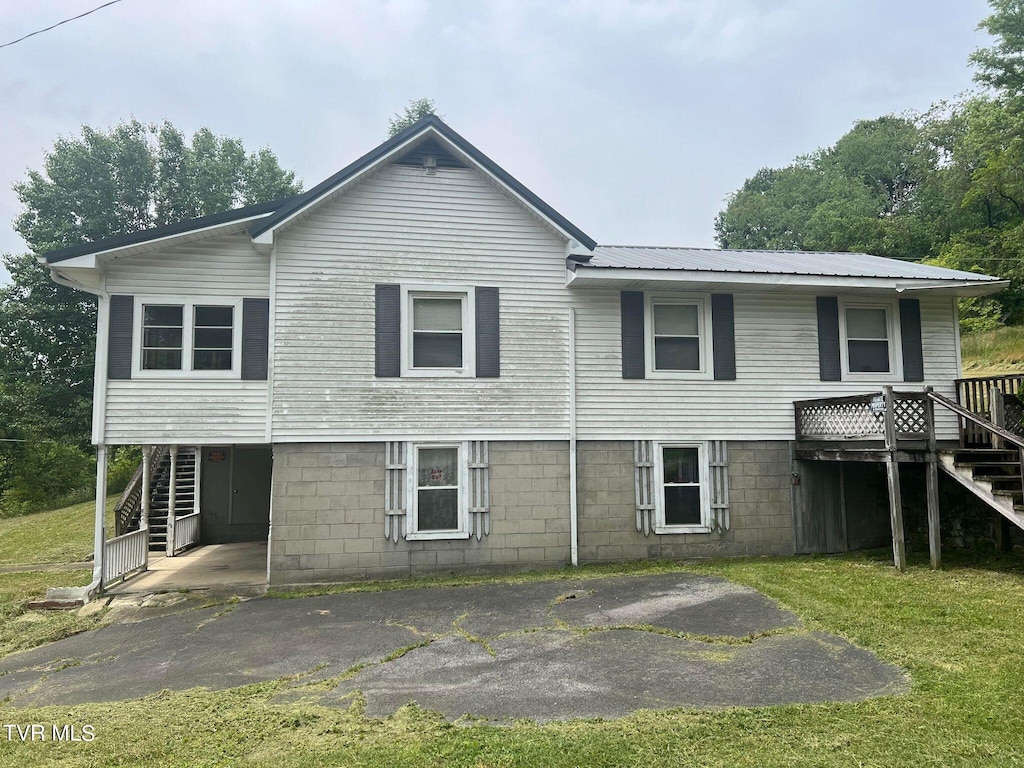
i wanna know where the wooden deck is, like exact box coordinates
[793,377,1024,572]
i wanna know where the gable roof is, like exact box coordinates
[248,114,598,250]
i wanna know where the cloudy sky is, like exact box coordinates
[0,0,994,282]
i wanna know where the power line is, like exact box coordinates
[0,0,126,51]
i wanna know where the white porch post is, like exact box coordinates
[94,444,108,588]
[141,445,152,569]
[166,445,177,556]
[193,446,202,515]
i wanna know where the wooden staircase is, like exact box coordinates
[938,448,1024,532]
[147,448,198,551]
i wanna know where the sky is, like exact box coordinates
[0,0,995,283]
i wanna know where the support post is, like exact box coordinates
[141,446,152,569]
[924,388,942,570]
[166,445,177,556]
[192,446,202,515]
[991,387,1005,449]
[883,386,907,572]
[995,517,1013,553]
[94,444,108,589]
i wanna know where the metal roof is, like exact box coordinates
[583,246,997,282]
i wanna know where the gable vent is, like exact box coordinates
[394,137,467,169]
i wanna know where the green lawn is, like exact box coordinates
[0,551,1021,767]
[0,497,116,567]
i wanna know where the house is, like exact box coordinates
[41,115,1014,593]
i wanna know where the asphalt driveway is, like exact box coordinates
[0,572,907,722]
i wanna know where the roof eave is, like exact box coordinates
[567,266,1008,297]
[43,196,296,264]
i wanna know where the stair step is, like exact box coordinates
[974,474,1022,482]
[955,459,1020,468]
[993,489,1023,500]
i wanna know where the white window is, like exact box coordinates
[407,442,469,540]
[839,300,900,379]
[645,295,713,378]
[654,442,711,533]
[401,287,474,377]
[134,297,242,378]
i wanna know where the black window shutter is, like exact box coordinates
[475,287,500,377]
[816,296,841,381]
[375,284,401,377]
[621,290,645,379]
[711,294,736,380]
[899,298,924,382]
[108,294,134,380]
[241,298,270,380]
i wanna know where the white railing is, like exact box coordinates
[172,512,200,554]
[102,528,148,587]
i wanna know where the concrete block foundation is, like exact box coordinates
[269,439,795,584]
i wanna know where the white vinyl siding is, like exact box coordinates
[272,164,570,441]
[104,380,268,443]
[573,291,961,441]
[102,233,269,443]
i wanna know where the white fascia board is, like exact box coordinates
[44,253,96,269]
[567,266,1008,296]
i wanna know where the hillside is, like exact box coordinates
[961,326,1024,378]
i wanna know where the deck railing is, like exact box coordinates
[172,512,200,554]
[102,528,148,587]
[955,374,1024,447]
[794,390,929,441]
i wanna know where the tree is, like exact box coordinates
[387,98,440,137]
[715,117,942,262]
[970,0,1024,98]
[1,120,302,452]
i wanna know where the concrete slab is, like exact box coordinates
[106,542,267,594]
[0,571,907,720]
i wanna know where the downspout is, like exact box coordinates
[46,266,110,600]
[569,307,579,567]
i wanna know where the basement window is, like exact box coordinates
[407,443,469,540]
[654,443,711,533]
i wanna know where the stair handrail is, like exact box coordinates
[928,391,1024,451]
[113,445,170,536]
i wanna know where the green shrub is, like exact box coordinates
[0,440,95,517]
[958,296,1005,334]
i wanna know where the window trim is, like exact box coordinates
[838,298,902,381]
[644,293,714,379]
[406,441,470,540]
[653,441,712,534]
[400,285,476,378]
[131,296,243,379]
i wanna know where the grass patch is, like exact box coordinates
[0,552,1022,766]
[0,570,100,660]
[0,497,116,567]
[961,325,1024,376]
